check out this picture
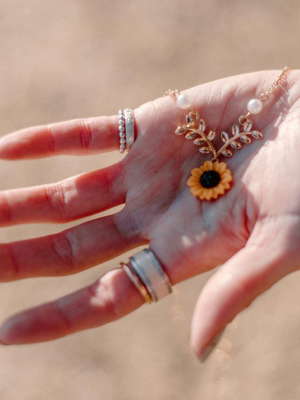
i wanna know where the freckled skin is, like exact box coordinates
[1,70,300,358]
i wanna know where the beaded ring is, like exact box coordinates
[118,109,126,153]
[165,67,289,201]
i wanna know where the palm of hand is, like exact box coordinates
[0,69,299,359]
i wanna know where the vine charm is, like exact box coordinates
[165,67,288,201]
[174,110,263,200]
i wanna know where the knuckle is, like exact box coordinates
[50,233,75,273]
[77,118,93,152]
[0,192,13,225]
[45,182,70,221]
[54,299,74,331]
[102,168,114,200]
[46,124,56,154]
[134,98,162,127]
[89,277,118,319]
[1,243,20,280]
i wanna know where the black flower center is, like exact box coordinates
[200,170,221,188]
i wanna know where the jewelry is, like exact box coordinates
[120,248,173,303]
[124,108,135,152]
[120,262,152,304]
[165,67,289,201]
[118,109,126,153]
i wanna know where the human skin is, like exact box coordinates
[0,69,299,361]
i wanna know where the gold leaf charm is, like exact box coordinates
[221,149,233,157]
[199,146,212,154]
[193,138,205,145]
[187,161,233,201]
[221,131,229,143]
[185,132,197,140]
[240,135,251,144]
[251,131,263,139]
[230,141,242,150]
[175,126,187,135]
[207,129,216,140]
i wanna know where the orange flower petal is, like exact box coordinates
[220,169,232,176]
[191,168,201,178]
[187,161,233,201]
[204,161,213,171]
[221,175,233,184]
[214,185,225,195]
[190,186,203,196]
[212,189,219,199]
[213,163,220,173]
[187,176,199,186]
[222,182,231,190]
[199,191,206,200]
[214,162,227,175]
[204,188,213,201]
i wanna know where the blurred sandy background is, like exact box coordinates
[0,1,300,399]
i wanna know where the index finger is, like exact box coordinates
[0,116,120,159]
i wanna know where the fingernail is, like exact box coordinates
[199,327,225,363]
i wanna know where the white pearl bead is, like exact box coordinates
[247,99,262,114]
[176,94,190,109]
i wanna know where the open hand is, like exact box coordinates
[0,69,299,361]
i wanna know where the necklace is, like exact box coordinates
[165,67,289,201]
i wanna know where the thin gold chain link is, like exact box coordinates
[165,67,289,105]
[260,66,289,102]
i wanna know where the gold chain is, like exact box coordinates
[165,67,289,105]
[260,66,289,102]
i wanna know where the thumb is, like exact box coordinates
[190,238,297,362]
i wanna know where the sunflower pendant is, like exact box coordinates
[187,161,233,201]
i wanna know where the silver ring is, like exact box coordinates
[129,249,172,302]
[120,262,152,304]
[118,109,126,153]
[124,108,135,152]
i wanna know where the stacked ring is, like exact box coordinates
[120,262,152,304]
[118,108,135,153]
[118,110,126,153]
[120,248,173,304]
[124,109,135,152]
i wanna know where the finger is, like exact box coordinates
[0,241,178,344]
[0,267,145,344]
[0,213,144,282]
[0,71,268,161]
[0,162,125,226]
[0,116,120,159]
[190,226,299,361]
